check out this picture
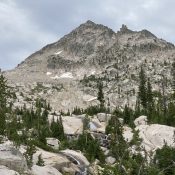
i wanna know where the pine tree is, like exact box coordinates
[36,154,44,166]
[58,116,65,141]
[0,74,12,135]
[154,144,175,174]
[0,74,10,108]
[50,117,65,141]
[147,78,154,119]
[106,115,129,173]
[161,74,167,120]
[83,114,90,132]
[97,81,105,109]
[0,111,6,135]
[24,141,36,168]
[138,66,147,111]
[123,105,131,125]
[172,61,175,96]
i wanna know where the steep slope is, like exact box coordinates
[4,20,175,111]
[6,20,116,82]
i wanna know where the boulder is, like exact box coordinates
[123,126,133,142]
[61,149,90,166]
[89,117,106,133]
[118,118,124,124]
[105,156,116,165]
[97,113,111,123]
[0,165,20,175]
[46,138,59,150]
[62,116,83,135]
[32,165,62,175]
[61,165,79,175]
[134,115,147,126]
[33,148,70,170]
[0,142,27,173]
[136,124,175,152]
[104,149,110,156]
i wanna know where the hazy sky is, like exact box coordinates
[1,0,175,70]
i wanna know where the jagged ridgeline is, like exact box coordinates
[4,20,175,112]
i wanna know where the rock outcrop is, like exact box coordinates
[4,20,175,111]
[0,142,27,173]
[31,165,62,175]
[105,156,116,165]
[136,124,175,152]
[123,116,175,152]
[134,115,148,126]
[0,165,20,175]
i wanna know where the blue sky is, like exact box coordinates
[0,0,175,70]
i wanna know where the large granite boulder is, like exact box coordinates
[136,124,175,152]
[96,113,111,123]
[33,148,70,170]
[46,138,60,150]
[62,116,83,135]
[0,142,27,173]
[0,166,20,175]
[31,165,62,175]
[134,115,148,126]
[105,156,116,165]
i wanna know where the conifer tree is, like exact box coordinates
[36,154,44,166]
[0,74,11,135]
[50,117,65,141]
[0,74,10,108]
[123,105,131,125]
[0,111,6,135]
[154,144,175,174]
[172,61,175,96]
[138,66,147,111]
[97,81,105,109]
[147,78,154,118]
[24,141,36,168]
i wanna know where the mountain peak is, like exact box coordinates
[79,20,113,31]
[140,29,156,38]
[118,24,134,34]
[85,20,96,25]
[79,20,97,28]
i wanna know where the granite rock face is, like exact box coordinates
[4,20,175,112]
[31,165,62,175]
[0,143,28,173]
[123,116,175,152]
[134,115,148,126]
[136,124,175,152]
[0,165,20,175]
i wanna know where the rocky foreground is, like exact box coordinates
[0,114,175,175]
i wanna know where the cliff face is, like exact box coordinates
[4,20,175,111]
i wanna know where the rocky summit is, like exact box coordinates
[4,20,175,112]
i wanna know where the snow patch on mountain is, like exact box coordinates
[60,72,73,78]
[54,50,63,55]
[46,72,52,76]
[50,72,73,79]
[83,95,97,102]
[50,75,59,79]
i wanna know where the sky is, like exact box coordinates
[0,0,175,70]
